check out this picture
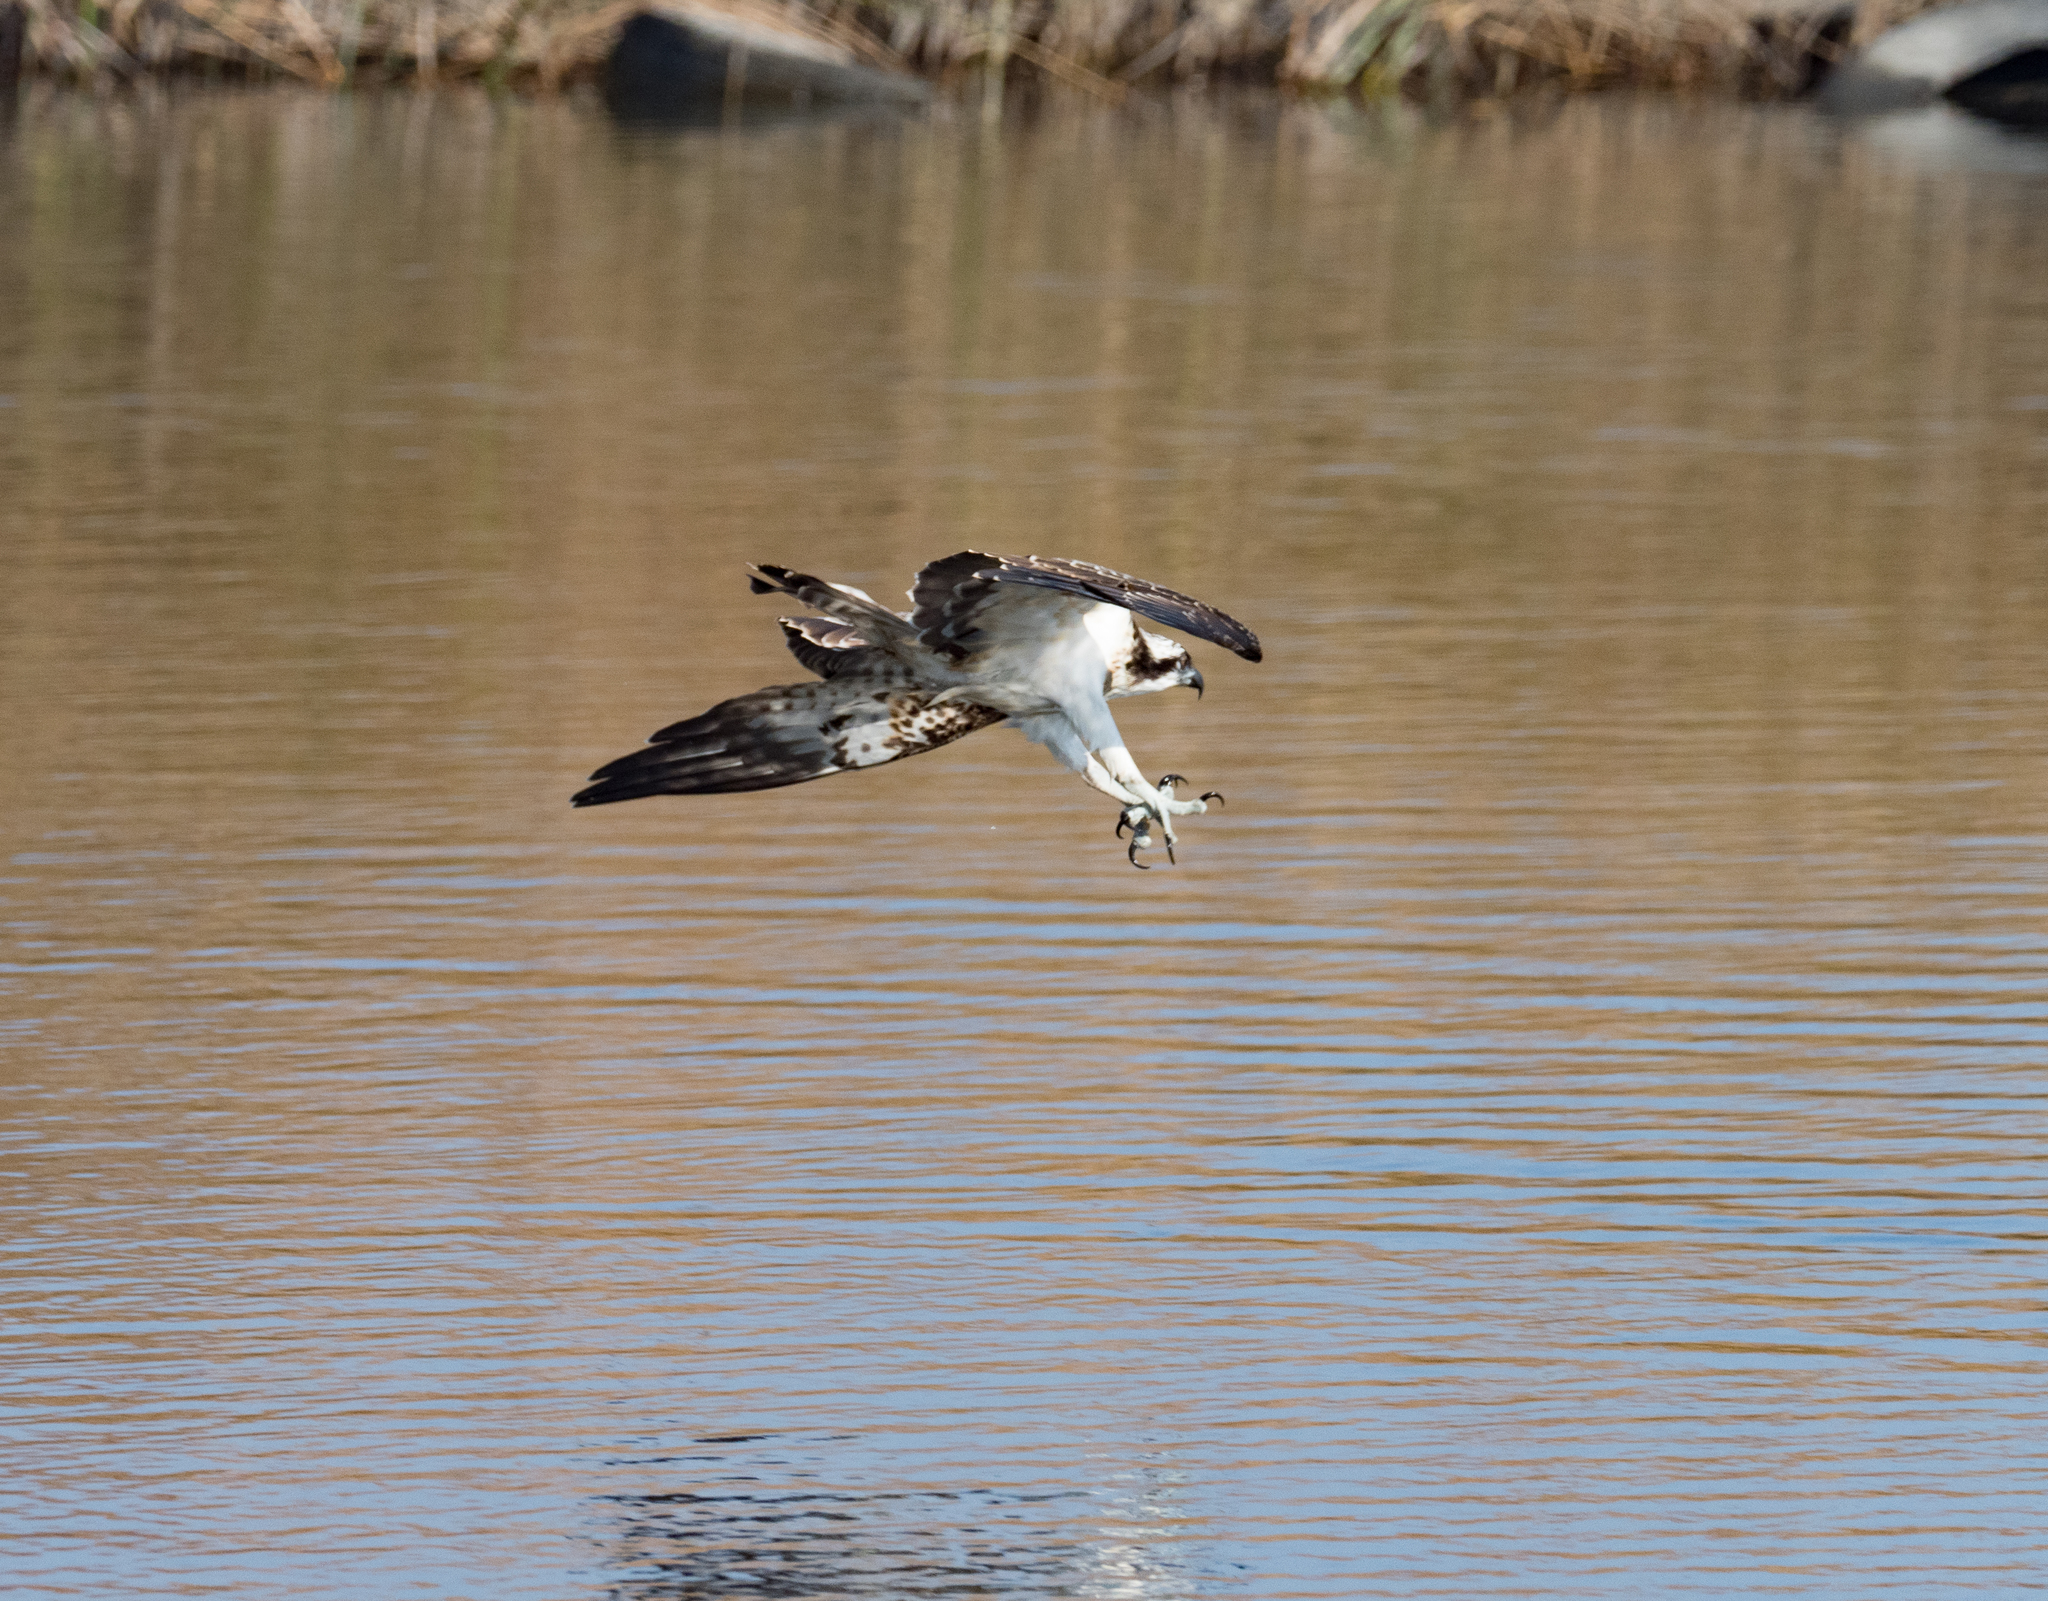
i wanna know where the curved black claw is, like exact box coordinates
[1128,835,1150,869]
[1158,773,1189,789]
[1165,841,1177,865]
[1200,791,1225,806]
[1115,813,1131,840]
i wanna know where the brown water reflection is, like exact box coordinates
[2,85,2045,1600]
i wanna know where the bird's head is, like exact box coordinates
[1108,628,1204,700]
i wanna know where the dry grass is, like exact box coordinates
[1,0,1952,94]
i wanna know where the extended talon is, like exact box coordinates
[1116,774,1208,866]
[1201,791,1224,806]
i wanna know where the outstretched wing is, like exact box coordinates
[571,678,1004,803]
[909,551,1262,663]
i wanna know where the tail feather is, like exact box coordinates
[746,564,917,646]
[572,678,1004,805]
[778,616,907,682]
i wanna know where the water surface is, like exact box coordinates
[3,85,2046,1598]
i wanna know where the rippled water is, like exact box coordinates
[3,85,2046,1598]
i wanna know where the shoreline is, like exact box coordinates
[0,0,1938,101]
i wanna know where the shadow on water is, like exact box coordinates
[602,1487,1079,1598]
[1839,100,2048,172]
[603,91,926,134]
[596,1436,1201,1600]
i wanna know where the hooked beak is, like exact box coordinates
[1186,666,1205,699]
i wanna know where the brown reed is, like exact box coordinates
[0,0,1948,97]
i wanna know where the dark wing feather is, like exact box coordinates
[571,678,1003,804]
[909,551,1262,663]
[907,551,1009,659]
[778,616,900,681]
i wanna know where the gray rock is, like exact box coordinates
[1821,0,2048,120]
[607,6,930,118]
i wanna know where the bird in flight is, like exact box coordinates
[571,551,1262,867]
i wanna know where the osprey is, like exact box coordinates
[571,551,1262,867]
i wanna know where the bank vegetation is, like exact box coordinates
[0,0,1944,99]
